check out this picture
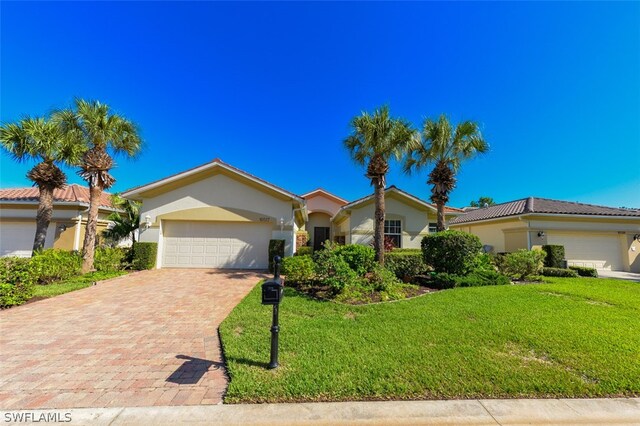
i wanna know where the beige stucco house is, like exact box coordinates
[450,197,640,272]
[301,189,348,251]
[331,186,463,249]
[122,159,307,269]
[0,185,116,257]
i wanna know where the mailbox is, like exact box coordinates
[261,278,284,305]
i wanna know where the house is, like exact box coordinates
[0,185,117,257]
[449,197,640,272]
[121,159,461,269]
[331,186,463,249]
[122,159,307,269]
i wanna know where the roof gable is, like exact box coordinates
[122,158,304,203]
[450,196,640,224]
[301,188,348,205]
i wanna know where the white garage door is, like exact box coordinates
[546,232,623,270]
[162,221,272,269]
[0,222,35,257]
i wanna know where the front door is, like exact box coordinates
[313,227,330,251]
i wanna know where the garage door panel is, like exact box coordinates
[1,223,36,257]
[547,232,623,271]
[162,221,270,269]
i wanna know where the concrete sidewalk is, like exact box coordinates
[2,398,639,425]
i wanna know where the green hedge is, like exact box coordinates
[570,266,598,278]
[94,247,127,272]
[421,230,482,275]
[268,240,285,273]
[0,258,36,308]
[333,244,375,275]
[281,255,315,284]
[31,249,82,284]
[542,245,565,268]
[430,270,510,290]
[542,267,579,278]
[497,249,545,280]
[385,251,428,281]
[132,242,157,270]
[295,246,313,257]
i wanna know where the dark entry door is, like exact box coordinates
[313,227,330,251]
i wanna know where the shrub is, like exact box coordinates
[542,267,578,278]
[542,245,565,268]
[94,247,127,272]
[295,246,313,257]
[499,249,545,280]
[132,242,157,270]
[364,265,401,292]
[385,251,428,281]
[456,270,511,287]
[281,255,315,284]
[569,266,598,278]
[0,257,36,308]
[333,244,375,275]
[421,230,482,275]
[30,249,81,284]
[268,240,285,273]
[314,243,362,293]
[430,272,459,290]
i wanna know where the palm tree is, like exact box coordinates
[404,114,488,231]
[102,194,141,246]
[0,117,85,254]
[54,99,142,273]
[344,105,417,265]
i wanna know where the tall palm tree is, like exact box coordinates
[102,194,141,246]
[404,114,488,231]
[0,117,85,254]
[55,99,142,273]
[344,105,417,265]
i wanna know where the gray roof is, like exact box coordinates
[449,197,640,225]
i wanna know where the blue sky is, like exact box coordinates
[1,1,639,208]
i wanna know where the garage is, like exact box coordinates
[547,232,624,270]
[0,222,36,257]
[162,220,272,269]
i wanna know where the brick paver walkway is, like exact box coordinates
[0,269,265,409]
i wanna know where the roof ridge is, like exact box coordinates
[532,196,639,211]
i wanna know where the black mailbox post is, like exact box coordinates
[261,256,284,369]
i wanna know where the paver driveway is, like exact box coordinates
[0,269,266,409]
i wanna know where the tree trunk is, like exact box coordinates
[373,176,386,265]
[437,202,446,232]
[81,184,102,273]
[32,185,54,254]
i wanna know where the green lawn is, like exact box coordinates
[219,277,640,403]
[31,271,127,299]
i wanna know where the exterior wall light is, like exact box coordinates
[144,215,152,229]
[634,234,640,241]
[279,217,284,232]
[58,224,67,232]
[537,231,545,238]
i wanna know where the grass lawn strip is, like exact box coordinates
[219,277,640,403]
[31,271,127,299]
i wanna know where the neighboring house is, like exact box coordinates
[0,185,117,257]
[121,159,307,270]
[301,188,348,251]
[450,197,640,272]
[331,186,464,249]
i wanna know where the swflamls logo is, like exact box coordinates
[3,411,72,423]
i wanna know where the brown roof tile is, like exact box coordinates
[0,184,114,209]
[450,197,640,224]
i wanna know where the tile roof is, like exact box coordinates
[0,184,115,209]
[339,185,463,213]
[450,197,640,224]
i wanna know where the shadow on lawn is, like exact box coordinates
[225,356,269,369]
[166,355,223,385]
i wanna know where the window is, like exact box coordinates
[429,222,438,233]
[384,219,402,248]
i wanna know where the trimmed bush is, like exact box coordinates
[295,246,313,257]
[132,242,157,270]
[30,249,82,284]
[385,251,428,281]
[542,267,579,278]
[499,249,545,280]
[364,264,401,292]
[268,240,285,272]
[542,245,565,268]
[282,255,315,284]
[456,270,511,287]
[421,230,482,275]
[570,266,598,278]
[94,247,127,272]
[430,272,459,290]
[0,257,36,308]
[314,250,361,293]
[333,244,375,275]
